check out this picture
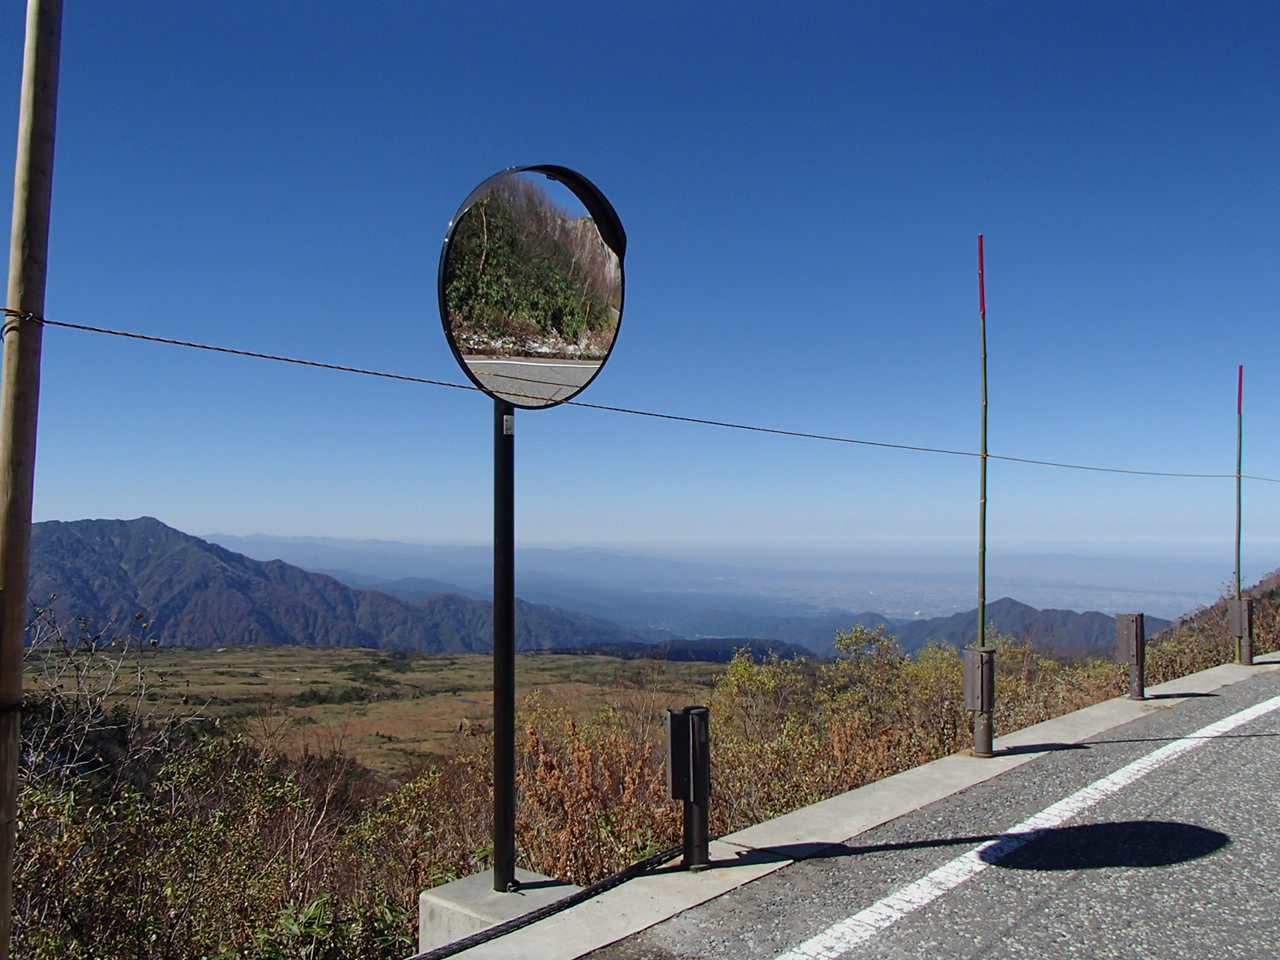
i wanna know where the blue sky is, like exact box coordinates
[3,2,1278,588]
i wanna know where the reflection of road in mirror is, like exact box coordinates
[462,355,602,407]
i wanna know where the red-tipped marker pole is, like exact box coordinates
[972,235,994,758]
[1235,364,1243,600]
[978,235,987,650]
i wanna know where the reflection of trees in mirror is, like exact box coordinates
[444,173,621,362]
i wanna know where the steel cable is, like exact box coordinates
[9,313,1277,484]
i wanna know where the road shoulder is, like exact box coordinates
[446,652,1280,960]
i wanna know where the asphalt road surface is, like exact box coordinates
[462,356,601,406]
[586,668,1280,960]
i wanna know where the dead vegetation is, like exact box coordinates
[15,583,1277,957]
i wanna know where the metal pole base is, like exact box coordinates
[1228,598,1255,667]
[972,710,995,758]
[1237,637,1254,667]
[964,647,996,757]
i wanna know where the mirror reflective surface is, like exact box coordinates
[439,168,625,408]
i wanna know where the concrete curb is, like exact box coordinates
[441,652,1280,960]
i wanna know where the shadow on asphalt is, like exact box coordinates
[981,820,1230,870]
[693,820,1229,874]
[1090,730,1279,746]
[995,741,1089,756]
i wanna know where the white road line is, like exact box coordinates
[773,693,1280,960]
[468,359,599,369]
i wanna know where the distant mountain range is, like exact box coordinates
[29,518,1175,659]
[29,518,643,653]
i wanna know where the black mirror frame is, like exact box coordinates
[437,165,627,409]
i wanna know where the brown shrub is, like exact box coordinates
[17,590,1277,955]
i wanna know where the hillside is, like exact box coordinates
[892,597,1172,658]
[679,601,1171,659]
[28,518,644,653]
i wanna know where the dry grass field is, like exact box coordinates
[62,645,724,774]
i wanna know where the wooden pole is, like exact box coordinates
[0,2,62,955]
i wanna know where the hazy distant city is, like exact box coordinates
[205,532,1237,625]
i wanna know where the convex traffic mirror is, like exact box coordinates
[439,166,626,408]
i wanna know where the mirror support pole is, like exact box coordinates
[493,399,518,893]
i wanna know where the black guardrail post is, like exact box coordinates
[964,647,996,757]
[667,705,710,871]
[1227,597,1254,666]
[1117,613,1146,700]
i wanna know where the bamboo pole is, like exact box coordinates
[972,234,994,757]
[0,3,62,955]
[1235,364,1243,601]
[1234,364,1245,663]
[978,235,988,649]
